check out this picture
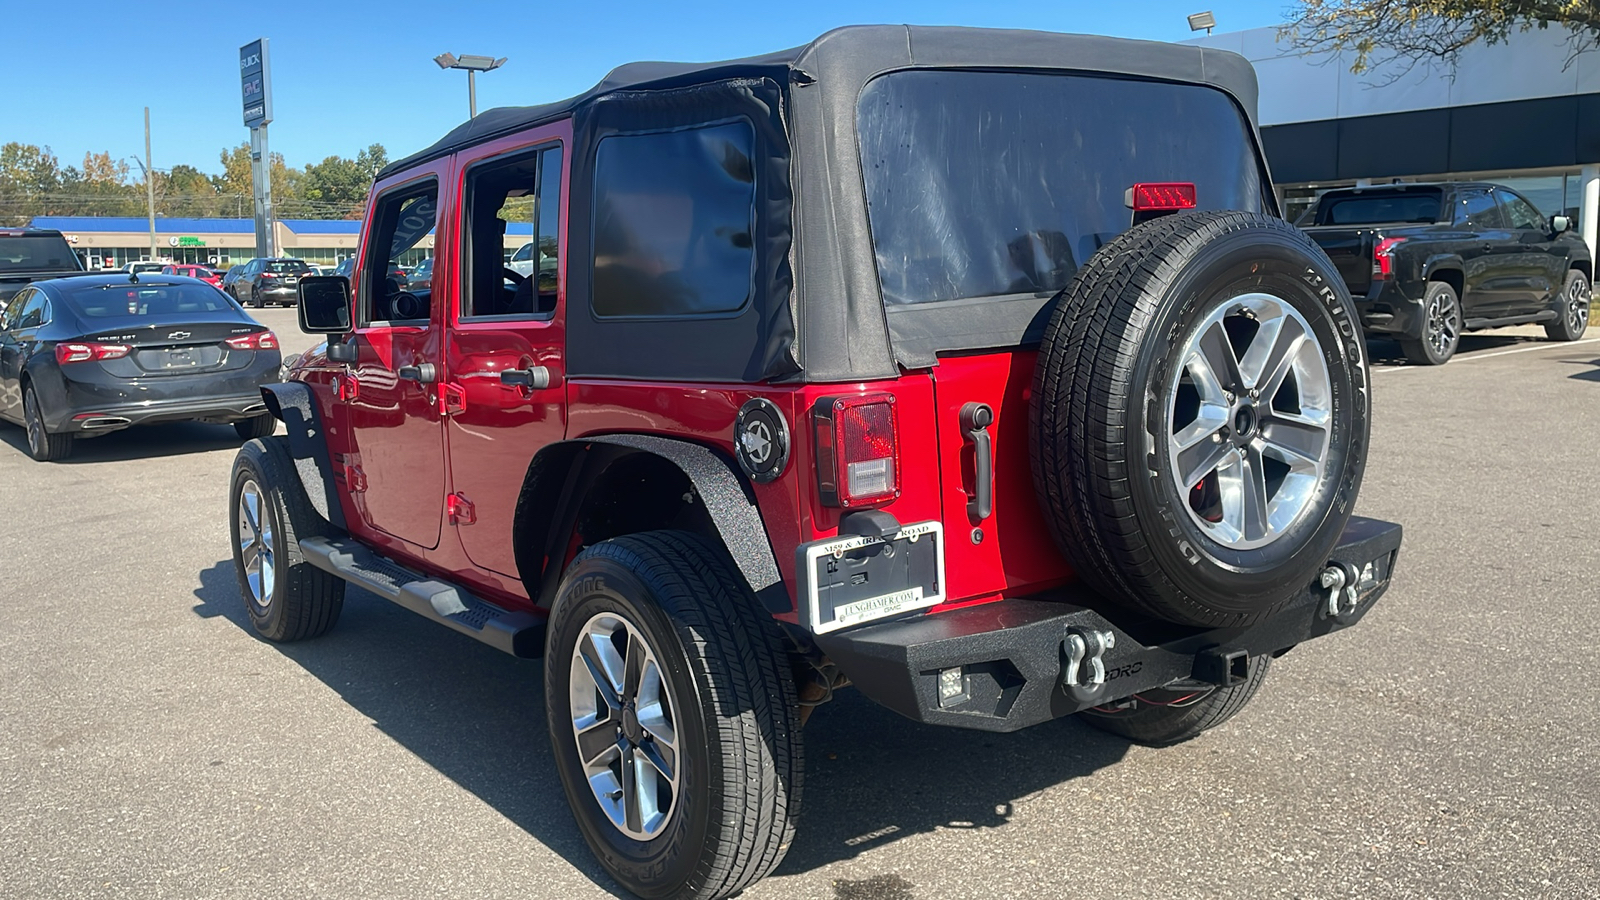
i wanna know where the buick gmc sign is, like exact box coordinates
[240,39,273,127]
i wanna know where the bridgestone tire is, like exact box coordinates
[1544,269,1591,342]
[1031,211,1369,628]
[234,414,277,440]
[229,437,344,642]
[545,531,802,900]
[22,386,72,462]
[1080,654,1272,747]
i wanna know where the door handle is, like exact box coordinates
[500,366,551,390]
[397,363,436,384]
[960,402,994,522]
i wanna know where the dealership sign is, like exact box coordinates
[240,39,273,127]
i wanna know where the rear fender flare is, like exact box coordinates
[1420,256,1465,290]
[258,382,346,530]
[512,435,786,613]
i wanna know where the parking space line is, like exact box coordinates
[1374,337,1600,372]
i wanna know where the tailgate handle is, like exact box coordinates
[960,402,994,522]
[500,366,551,390]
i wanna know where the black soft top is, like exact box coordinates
[383,25,1258,178]
[379,25,1262,384]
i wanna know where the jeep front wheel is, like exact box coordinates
[544,531,802,900]
[229,437,344,641]
[1031,211,1369,628]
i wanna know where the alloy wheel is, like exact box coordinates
[568,611,680,841]
[1569,277,1591,334]
[237,479,276,607]
[1426,290,1460,358]
[1166,292,1333,550]
[24,391,44,457]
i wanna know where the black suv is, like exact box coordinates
[230,257,311,308]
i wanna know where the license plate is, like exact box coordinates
[801,521,945,634]
[165,350,196,368]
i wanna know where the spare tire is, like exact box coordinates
[1030,211,1368,628]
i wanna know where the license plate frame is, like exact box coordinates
[800,521,945,634]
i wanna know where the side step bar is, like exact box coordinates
[298,535,545,658]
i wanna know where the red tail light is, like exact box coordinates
[1372,236,1407,279]
[814,393,900,508]
[1127,182,1197,211]
[55,342,131,364]
[225,331,279,351]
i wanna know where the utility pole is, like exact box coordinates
[145,107,157,262]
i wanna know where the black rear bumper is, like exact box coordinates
[812,516,1402,733]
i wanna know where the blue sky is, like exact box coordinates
[3,0,1288,175]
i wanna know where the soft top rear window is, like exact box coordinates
[59,282,238,323]
[1315,190,1441,226]
[857,70,1264,307]
[0,235,81,273]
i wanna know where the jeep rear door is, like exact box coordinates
[342,170,448,551]
[442,125,571,578]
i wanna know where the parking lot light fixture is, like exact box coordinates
[1187,11,1216,34]
[434,52,507,119]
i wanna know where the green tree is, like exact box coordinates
[1286,0,1600,73]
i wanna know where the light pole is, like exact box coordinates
[127,110,159,263]
[433,53,506,119]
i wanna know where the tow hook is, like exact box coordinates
[1320,562,1361,618]
[1061,626,1116,694]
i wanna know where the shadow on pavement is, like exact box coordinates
[1562,357,1600,382]
[1366,333,1536,368]
[0,419,248,464]
[190,558,1131,890]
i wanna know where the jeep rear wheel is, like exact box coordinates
[544,531,802,900]
[1031,211,1369,628]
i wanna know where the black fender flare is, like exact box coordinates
[258,382,347,531]
[512,434,787,612]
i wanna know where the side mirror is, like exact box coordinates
[298,275,352,334]
[1552,215,1572,234]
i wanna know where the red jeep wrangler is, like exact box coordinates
[230,26,1401,900]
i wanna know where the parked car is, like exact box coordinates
[1299,182,1592,364]
[220,264,246,291]
[332,257,356,279]
[0,274,280,461]
[405,257,433,292]
[0,227,86,312]
[162,263,223,287]
[121,261,166,275]
[233,26,1402,900]
[230,257,312,308]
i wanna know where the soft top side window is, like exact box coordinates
[361,179,439,326]
[591,120,756,318]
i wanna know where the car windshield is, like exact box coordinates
[265,260,309,273]
[1315,190,1441,225]
[59,282,238,323]
[857,70,1264,306]
[0,235,82,273]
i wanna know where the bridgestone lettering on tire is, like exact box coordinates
[544,531,802,900]
[1030,211,1370,628]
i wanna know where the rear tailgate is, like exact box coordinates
[1303,227,1375,295]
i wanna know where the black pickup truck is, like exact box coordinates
[0,228,86,313]
[1300,183,1591,364]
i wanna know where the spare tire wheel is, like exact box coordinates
[1030,211,1369,628]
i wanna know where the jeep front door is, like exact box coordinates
[444,132,569,578]
[343,174,447,551]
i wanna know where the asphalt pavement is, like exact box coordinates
[2,308,1597,899]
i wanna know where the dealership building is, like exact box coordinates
[26,215,532,271]
[1192,24,1600,256]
